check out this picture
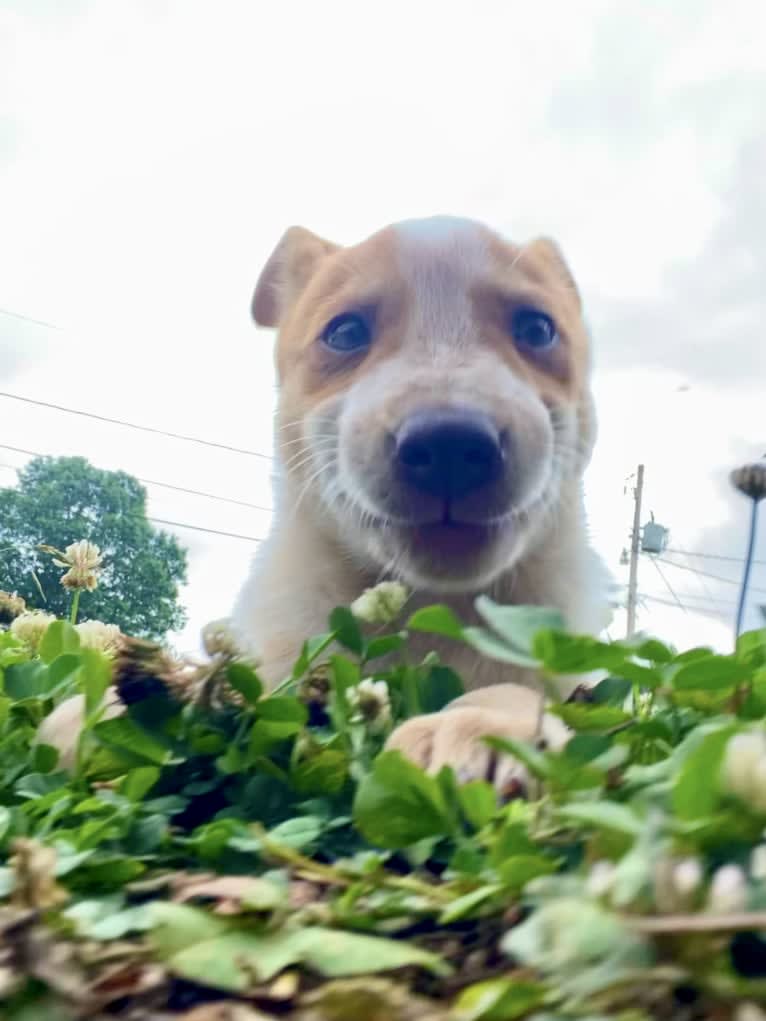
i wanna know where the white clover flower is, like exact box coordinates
[707,864,748,914]
[585,861,616,899]
[202,617,242,659]
[653,855,703,914]
[736,1004,766,1021]
[75,620,123,656]
[347,678,391,733]
[672,857,703,898]
[10,611,56,652]
[750,844,766,882]
[42,540,104,591]
[350,581,409,626]
[503,896,648,974]
[635,690,652,713]
[721,730,766,814]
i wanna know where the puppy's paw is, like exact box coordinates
[385,706,568,797]
[37,689,125,772]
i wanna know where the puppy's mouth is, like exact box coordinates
[409,518,500,557]
[393,499,512,557]
[388,506,516,588]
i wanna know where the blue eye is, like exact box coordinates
[511,308,558,350]
[321,314,371,353]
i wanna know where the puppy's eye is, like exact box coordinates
[511,308,558,351]
[321,314,371,353]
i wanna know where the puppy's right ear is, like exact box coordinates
[252,226,339,327]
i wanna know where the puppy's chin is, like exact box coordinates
[360,518,524,594]
[320,467,557,593]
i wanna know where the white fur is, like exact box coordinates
[231,217,611,698]
[394,217,489,359]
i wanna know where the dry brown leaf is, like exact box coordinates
[23,926,91,1002]
[294,977,448,1021]
[177,1003,279,1021]
[88,960,168,1008]
[172,874,281,915]
[0,963,22,1000]
[288,879,323,909]
[9,838,68,910]
[77,938,152,967]
[126,871,180,896]
[262,969,300,1002]
[0,904,37,937]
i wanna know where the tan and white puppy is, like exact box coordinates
[231,216,610,787]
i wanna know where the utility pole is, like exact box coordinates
[626,463,645,639]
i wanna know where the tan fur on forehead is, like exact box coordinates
[264,217,590,406]
[394,215,493,259]
[392,217,579,301]
[391,217,491,347]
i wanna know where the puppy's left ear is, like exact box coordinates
[252,226,339,328]
[524,237,581,307]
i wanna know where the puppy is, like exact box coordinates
[40,217,609,782]
[231,216,610,787]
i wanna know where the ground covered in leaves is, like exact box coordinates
[2,595,766,1020]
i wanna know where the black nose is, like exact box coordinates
[395,409,504,500]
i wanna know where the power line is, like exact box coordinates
[655,556,766,596]
[653,590,736,607]
[148,517,261,542]
[0,443,273,514]
[649,556,688,615]
[613,581,737,606]
[677,549,730,617]
[665,547,766,567]
[0,308,62,331]
[0,391,274,461]
[641,594,730,620]
[672,592,736,606]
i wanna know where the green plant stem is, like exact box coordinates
[254,826,454,903]
[70,589,81,625]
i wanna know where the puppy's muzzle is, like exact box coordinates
[392,408,509,521]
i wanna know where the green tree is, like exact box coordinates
[0,456,188,639]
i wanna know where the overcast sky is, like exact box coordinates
[1,0,764,655]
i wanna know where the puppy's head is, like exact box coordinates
[255,217,595,592]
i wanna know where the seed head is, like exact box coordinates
[0,591,26,625]
[731,457,766,502]
[347,678,392,733]
[113,635,192,706]
[40,539,104,591]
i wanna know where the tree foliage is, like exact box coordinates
[0,456,187,638]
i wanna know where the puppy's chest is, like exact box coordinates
[372,590,540,693]
[403,630,541,693]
